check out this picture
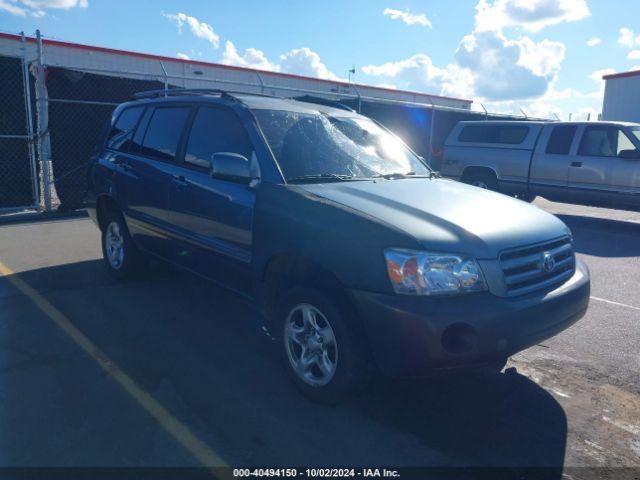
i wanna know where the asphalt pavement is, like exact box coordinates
[0,198,638,477]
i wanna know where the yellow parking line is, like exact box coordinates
[0,260,229,476]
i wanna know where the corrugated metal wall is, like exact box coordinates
[602,75,640,122]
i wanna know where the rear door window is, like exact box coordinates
[184,107,253,169]
[458,125,529,144]
[546,125,577,155]
[139,106,192,161]
[106,106,144,151]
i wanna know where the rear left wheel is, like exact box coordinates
[101,210,143,280]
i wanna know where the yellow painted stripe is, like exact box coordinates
[0,260,230,478]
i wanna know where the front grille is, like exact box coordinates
[500,236,575,296]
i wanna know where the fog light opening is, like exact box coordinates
[442,323,477,354]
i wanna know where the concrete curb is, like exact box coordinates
[0,209,87,226]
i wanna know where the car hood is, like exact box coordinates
[298,178,570,259]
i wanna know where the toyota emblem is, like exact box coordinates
[541,252,556,273]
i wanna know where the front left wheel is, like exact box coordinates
[279,287,371,404]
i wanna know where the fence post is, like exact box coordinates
[34,30,54,211]
[159,61,168,96]
[255,71,265,95]
[20,32,39,209]
[427,96,436,167]
[350,83,362,113]
[480,103,489,120]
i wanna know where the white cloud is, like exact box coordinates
[176,52,190,60]
[279,48,341,81]
[362,54,474,99]
[364,1,568,103]
[456,30,564,100]
[586,37,601,47]
[474,0,590,33]
[515,36,565,76]
[588,68,616,85]
[19,0,87,8]
[618,27,637,48]
[162,12,219,48]
[383,8,432,28]
[0,0,86,16]
[0,0,27,15]
[218,42,341,81]
[221,41,278,71]
[628,50,640,60]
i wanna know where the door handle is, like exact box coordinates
[120,162,132,172]
[172,174,189,187]
[570,161,582,167]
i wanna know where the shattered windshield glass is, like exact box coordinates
[253,109,431,181]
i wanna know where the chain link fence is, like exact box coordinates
[0,55,37,211]
[46,67,164,209]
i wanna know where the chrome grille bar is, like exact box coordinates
[500,236,575,296]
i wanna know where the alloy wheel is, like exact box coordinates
[284,303,338,387]
[105,221,125,269]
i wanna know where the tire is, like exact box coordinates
[516,193,537,203]
[101,209,143,280]
[463,171,499,191]
[278,287,371,404]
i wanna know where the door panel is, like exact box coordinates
[167,169,255,293]
[569,125,638,206]
[609,158,640,207]
[122,105,192,255]
[167,105,256,293]
[529,124,577,201]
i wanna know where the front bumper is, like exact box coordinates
[350,258,590,378]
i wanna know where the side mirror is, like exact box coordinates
[210,152,251,183]
[618,149,640,160]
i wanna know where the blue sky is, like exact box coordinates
[1,0,639,119]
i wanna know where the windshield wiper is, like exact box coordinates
[287,173,356,184]
[372,171,431,180]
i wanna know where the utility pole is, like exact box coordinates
[348,66,356,83]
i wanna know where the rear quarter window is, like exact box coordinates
[138,106,192,161]
[458,125,529,145]
[105,106,144,151]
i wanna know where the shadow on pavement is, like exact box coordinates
[361,371,567,473]
[2,259,567,475]
[556,214,640,257]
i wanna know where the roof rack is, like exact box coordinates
[291,95,355,112]
[132,88,358,112]
[132,88,230,100]
[132,88,279,101]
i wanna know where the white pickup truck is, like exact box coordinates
[440,120,640,210]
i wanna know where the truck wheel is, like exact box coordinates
[516,193,537,203]
[101,210,143,280]
[278,287,371,404]
[464,171,498,191]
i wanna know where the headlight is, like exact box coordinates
[384,248,487,295]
